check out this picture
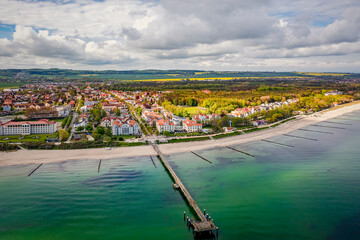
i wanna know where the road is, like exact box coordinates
[66,95,82,142]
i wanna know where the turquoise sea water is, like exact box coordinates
[1,112,360,240]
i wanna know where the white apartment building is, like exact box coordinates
[112,120,140,135]
[156,119,175,133]
[183,119,202,132]
[55,105,71,117]
[0,119,56,135]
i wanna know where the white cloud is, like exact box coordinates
[0,0,359,71]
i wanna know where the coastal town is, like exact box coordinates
[0,81,354,151]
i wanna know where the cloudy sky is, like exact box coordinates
[0,0,359,72]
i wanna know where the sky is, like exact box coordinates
[0,0,359,72]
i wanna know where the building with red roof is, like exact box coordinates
[0,119,56,135]
[183,119,202,132]
[156,119,175,133]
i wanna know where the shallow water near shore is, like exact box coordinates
[1,112,360,240]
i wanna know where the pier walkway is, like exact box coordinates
[150,143,217,237]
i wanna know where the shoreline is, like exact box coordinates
[1,101,360,167]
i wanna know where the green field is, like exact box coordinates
[0,82,28,90]
[2,69,349,82]
[183,107,206,115]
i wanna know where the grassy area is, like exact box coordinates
[213,131,242,139]
[182,106,206,115]
[21,140,148,150]
[171,132,205,137]
[0,133,58,143]
[113,135,138,139]
[165,136,210,144]
[0,82,28,90]
[118,142,148,147]
[243,127,269,133]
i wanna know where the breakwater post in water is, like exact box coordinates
[322,121,352,126]
[334,117,356,121]
[150,143,217,238]
[190,151,212,164]
[261,139,295,148]
[225,146,255,157]
[297,129,333,134]
[28,163,43,177]
[283,134,318,141]
[98,159,102,173]
[311,124,346,130]
[150,155,157,168]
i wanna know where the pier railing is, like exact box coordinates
[150,143,217,237]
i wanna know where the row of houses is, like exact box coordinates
[230,98,298,118]
[1,84,78,114]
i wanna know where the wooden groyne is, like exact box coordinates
[334,117,357,121]
[190,151,212,164]
[261,139,295,148]
[226,146,255,157]
[150,143,217,238]
[322,121,351,126]
[98,159,102,173]
[344,113,360,117]
[297,129,333,134]
[283,134,318,141]
[150,155,157,168]
[28,163,43,177]
[311,124,346,130]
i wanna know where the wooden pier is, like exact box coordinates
[151,143,217,237]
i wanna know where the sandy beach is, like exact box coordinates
[1,101,360,167]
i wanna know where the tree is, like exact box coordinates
[92,129,101,140]
[104,127,112,137]
[94,116,101,123]
[272,113,283,122]
[104,135,112,145]
[163,131,171,136]
[136,107,142,116]
[101,110,107,118]
[115,108,121,116]
[76,126,84,131]
[96,126,105,135]
[59,129,69,142]
[85,124,93,132]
